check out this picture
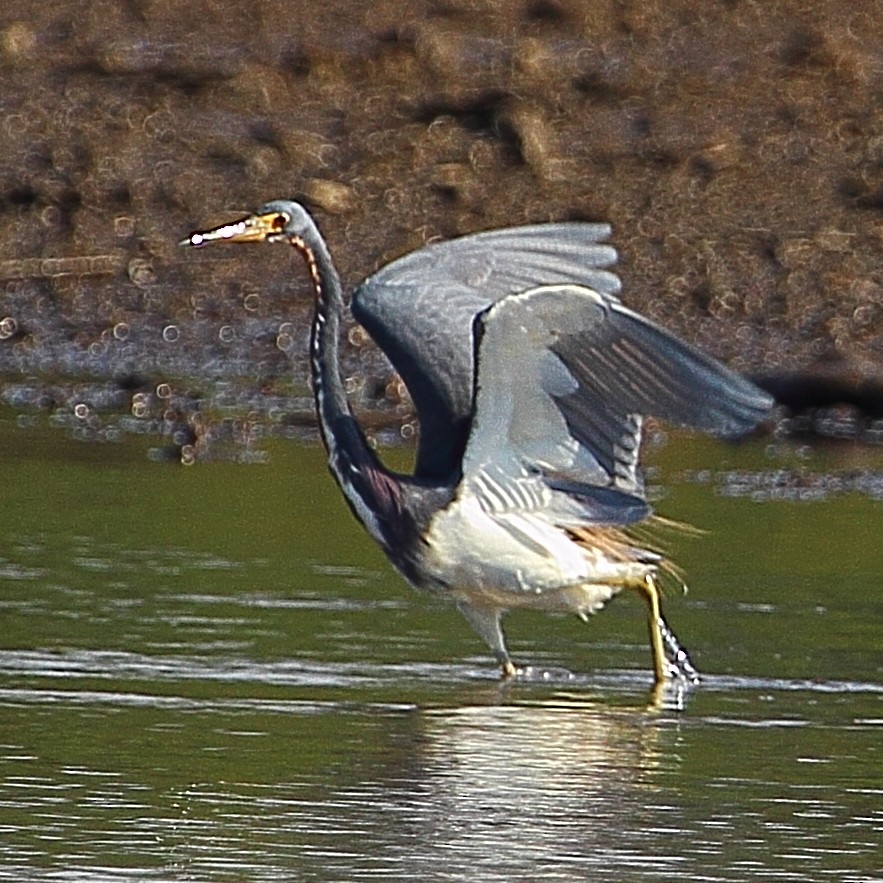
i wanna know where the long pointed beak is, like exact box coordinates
[179,211,287,248]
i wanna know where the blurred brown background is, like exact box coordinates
[1,0,881,437]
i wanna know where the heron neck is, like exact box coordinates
[299,231,405,552]
[303,233,351,431]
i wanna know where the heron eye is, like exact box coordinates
[271,213,288,232]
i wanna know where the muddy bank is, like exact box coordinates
[0,0,881,448]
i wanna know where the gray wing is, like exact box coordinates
[462,283,773,527]
[352,224,620,478]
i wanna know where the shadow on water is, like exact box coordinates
[1,417,882,880]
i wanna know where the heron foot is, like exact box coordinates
[500,660,519,679]
[649,671,694,711]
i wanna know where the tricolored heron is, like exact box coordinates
[182,200,772,684]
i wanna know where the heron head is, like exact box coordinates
[180,199,315,248]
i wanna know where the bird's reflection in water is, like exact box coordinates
[156,687,690,879]
[363,695,686,879]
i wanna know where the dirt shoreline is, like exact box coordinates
[1,1,881,440]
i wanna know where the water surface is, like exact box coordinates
[1,417,881,881]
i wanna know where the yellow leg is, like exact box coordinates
[640,573,669,684]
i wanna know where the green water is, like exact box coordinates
[1,416,881,881]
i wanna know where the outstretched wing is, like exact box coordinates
[461,283,773,527]
[352,224,620,478]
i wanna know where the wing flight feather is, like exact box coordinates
[352,224,619,478]
[461,284,772,527]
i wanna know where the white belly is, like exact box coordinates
[421,492,649,614]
